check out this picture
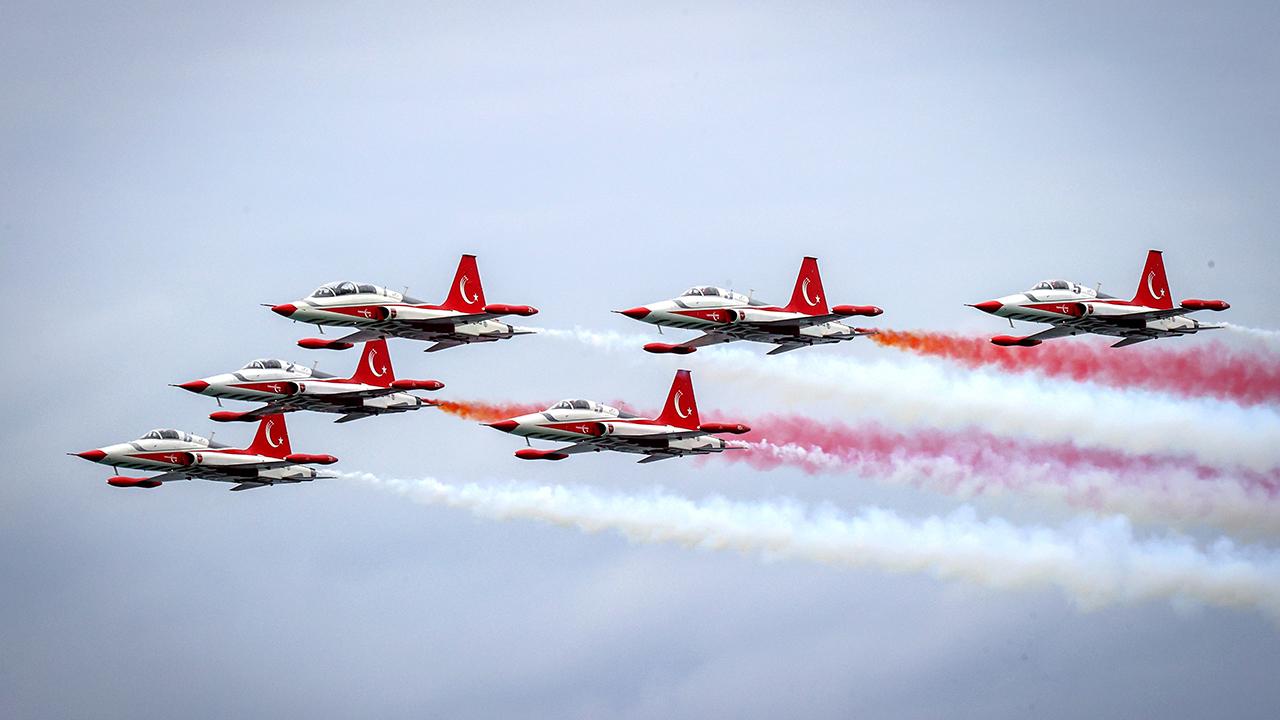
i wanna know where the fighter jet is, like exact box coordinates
[614,256,882,355]
[174,339,444,424]
[485,369,750,463]
[970,250,1230,347]
[70,414,337,491]
[270,254,538,352]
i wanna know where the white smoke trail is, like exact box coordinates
[542,327,1280,472]
[744,441,1280,536]
[1223,323,1280,351]
[346,471,1280,621]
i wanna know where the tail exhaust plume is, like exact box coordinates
[347,472,1280,622]
[870,330,1280,407]
[731,415,1280,534]
[435,399,548,423]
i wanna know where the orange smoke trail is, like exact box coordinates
[435,399,548,422]
[870,329,1280,406]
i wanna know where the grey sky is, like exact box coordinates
[3,2,1279,718]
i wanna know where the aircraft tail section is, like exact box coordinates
[1131,249,1174,310]
[655,369,701,430]
[348,339,396,386]
[441,254,487,312]
[785,256,830,316]
[246,414,292,459]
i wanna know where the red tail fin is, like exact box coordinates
[1131,249,1173,310]
[348,339,396,386]
[441,254,486,312]
[246,414,292,459]
[785,256,829,316]
[655,369,701,430]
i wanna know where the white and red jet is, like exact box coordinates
[270,254,538,352]
[70,414,337,491]
[174,339,444,424]
[485,369,750,463]
[970,249,1231,348]
[615,256,883,355]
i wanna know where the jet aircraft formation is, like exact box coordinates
[72,250,1231,489]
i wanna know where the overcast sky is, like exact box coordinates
[3,2,1279,718]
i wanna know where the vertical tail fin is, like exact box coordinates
[1131,249,1173,310]
[348,339,396,386]
[785,256,829,316]
[441,254,487,312]
[655,369,701,430]
[247,414,292,459]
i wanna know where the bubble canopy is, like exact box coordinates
[138,429,211,445]
[546,399,638,418]
[308,282,404,300]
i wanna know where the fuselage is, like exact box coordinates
[977,281,1204,335]
[622,287,862,342]
[494,400,731,456]
[273,282,525,342]
[181,360,424,414]
[80,431,319,481]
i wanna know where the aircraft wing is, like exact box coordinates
[767,343,805,355]
[424,339,467,352]
[228,390,402,421]
[331,329,388,345]
[1020,324,1089,343]
[139,470,193,484]
[667,332,737,351]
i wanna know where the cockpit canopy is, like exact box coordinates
[547,399,636,418]
[1031,280,1075,291]
[308,281,403,301]
[679,286,757,304]
[139,428,211,446]
[242,358,289,371]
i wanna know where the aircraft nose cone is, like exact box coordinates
[176,380,209,393]
[75,449,106,462]
[486,420,519,433]
[969,300,1003,314]
[271,303,297,317]
[615,307,651,320]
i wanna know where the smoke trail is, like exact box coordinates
[436,399,548,423]
[1224,323,1280,352]
[868,330,1280,407]
[347,471,1280,622]
[733,416,1280,534]
[542,327,1280,472]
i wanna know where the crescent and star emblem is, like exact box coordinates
[267,383,282,393]
[674,391,691,419]
[575,424,592,434]
[368,348,387,377]
[1147,270,1165,299]
[164,454,179,463]
[802,278,820,307]
[460,276,478,304]
[358,308,373,318]
[265,421,282,448]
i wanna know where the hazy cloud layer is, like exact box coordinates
[4,2,1279,719]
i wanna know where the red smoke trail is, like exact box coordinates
[728,414,1280,501]
[436,399,548,423]
[869,330,1280,407]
